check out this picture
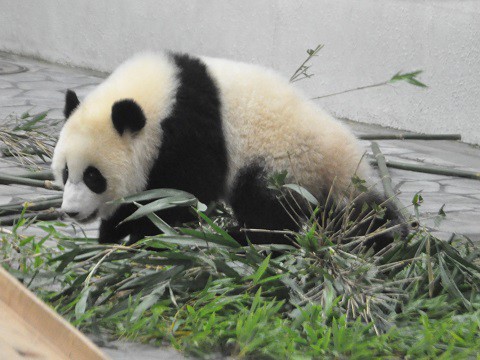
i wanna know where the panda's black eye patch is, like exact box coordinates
[62,165,68,185]
[83,166,107,194]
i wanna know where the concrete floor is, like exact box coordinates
[350,120,480,243]
[0,51,479,359]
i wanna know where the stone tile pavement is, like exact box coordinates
[350,121,480,242]
[0,51,479,358]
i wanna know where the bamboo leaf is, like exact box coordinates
[249,254,272,285]
[437,240,480,274]
[118,265,184,291]
[283,184,319,206]
[75,286,91,319]
[146,212,178,236]
[257,274,284,285]
[110,188,195,205]
[437,252,472,311]
[180,228,240,248]
[119,196,197,224]
[389,71,427,88]
[213,259,241,278]
[152,235,230,248]
[196,211,241,248]
[13,111,48,131]
[131,282,167,322]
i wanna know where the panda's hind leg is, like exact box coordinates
[228,164,302,246]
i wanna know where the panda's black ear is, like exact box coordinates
[111,99,146,136]
[64,90,80,119]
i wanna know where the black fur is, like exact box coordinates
[228,163,301,246]
[99,203,143,244]
[64,90,80,118]
[99,53,227,244]
[62,165,68,185]
[83,166,107,194]
[111,99,146,135]
[147,53,227,200]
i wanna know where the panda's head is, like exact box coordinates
[52,89,150,222]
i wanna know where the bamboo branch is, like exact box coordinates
[289,44,324,83]
[370,142,418,229]
[312,71,426,100]
[0,174,62,190]
[359,133,461,141]
[312,81,388,100]
[368,158,480,180]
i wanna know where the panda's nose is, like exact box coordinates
[65,211,79,218]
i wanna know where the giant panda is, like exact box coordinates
[51,52,407,248]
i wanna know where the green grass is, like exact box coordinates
[1,191,479,359]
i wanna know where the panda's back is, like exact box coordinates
[203,57,369,197]
[79,52,369,199]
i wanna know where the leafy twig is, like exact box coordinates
[312,71,426,100]
[289,45,324,83]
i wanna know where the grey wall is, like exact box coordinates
[1,0,479,144]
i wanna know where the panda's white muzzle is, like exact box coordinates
[61,180,104,222]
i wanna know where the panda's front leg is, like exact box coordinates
[98,204,137,244]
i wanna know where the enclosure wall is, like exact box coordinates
[1,0,479,144]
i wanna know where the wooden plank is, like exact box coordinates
[0,298,64,359]
[0,266,108,360]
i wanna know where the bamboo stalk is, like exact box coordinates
[0,227,13,235]
[0,197,63,215]
[359,133,461,141]
[370,142,418,229]
[15,170,54,181]
[0,210,63,226]
[371,143,396,200]
[0,174,62,190]
[368,158,480,180]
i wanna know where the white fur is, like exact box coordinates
[52,53,178,219]
[61,181,106,220]
[202,57,370,198]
